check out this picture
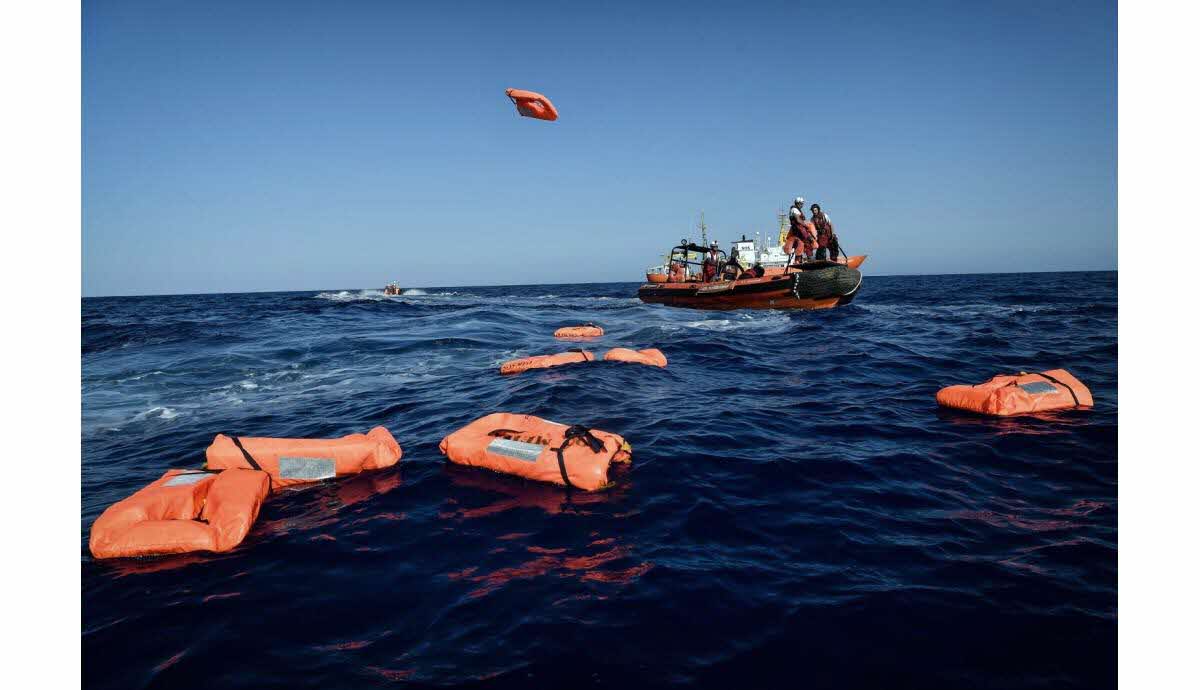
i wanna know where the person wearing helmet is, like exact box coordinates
[810,203,840,261]
[784,198,817,263]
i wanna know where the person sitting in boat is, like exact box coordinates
[669,259,687,282]
[701,243,720,282]
[721,256,743,281]
[739,263,765,279]
[785,198,817,262]
[811,203,840,261]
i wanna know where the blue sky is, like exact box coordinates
[83,0,1116,295]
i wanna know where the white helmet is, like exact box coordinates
[793,196,804,207]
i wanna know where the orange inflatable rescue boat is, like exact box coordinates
[554,324,604,338]
[206,427,402,488]
[439,413,631,491]
[89,469,270,559]
[500,349,595,375]
[936,369,1093,416]
[506,88,559,121]
[603,348,667,368]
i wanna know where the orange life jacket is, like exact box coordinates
[554,324,604,338]
[439,413,632,491]
[205,427,402,488]
[89,469,270,559]
[936,369,1093,416]
[505,88,559,121]
[500,349,595,374]
[603,348,667,367]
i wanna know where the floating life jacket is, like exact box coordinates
[205,427,402,489]
[554,324,604,338]
[89,469,270,559]
[936,369,1093,416]
[499,349,595,375]
[439,413,631,491]
[505,88,559,121]
[603,347,667,368]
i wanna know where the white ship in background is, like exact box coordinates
[645,211,794,282]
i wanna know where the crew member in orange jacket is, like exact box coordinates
[701,243,720,282]
[811,203,839,261]
[784,198,817,262]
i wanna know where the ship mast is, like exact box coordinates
[699,211,708,247]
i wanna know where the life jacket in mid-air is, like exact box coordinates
[506,88,559,121]
[936,369,1093,416]
[439,413,632,491]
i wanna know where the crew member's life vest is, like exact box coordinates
[813,213,835,248]
[936,369,1093,416]
[439,412,632,491]
[789,207,816,243]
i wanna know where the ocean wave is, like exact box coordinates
[82,273,1117,689]
[313,290,387,302]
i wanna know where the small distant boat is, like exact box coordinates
[383,282,404,296]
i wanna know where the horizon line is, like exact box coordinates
[81,267,1117,299]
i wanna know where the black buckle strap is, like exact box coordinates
[551,425,606,490]
[230,436,273,489]
[230,436,263,471]
[1035,372,1081,407]
[566,348,591,363]
[1005,372,1082,407]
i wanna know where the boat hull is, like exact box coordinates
[637,263,863,311]
[760,254,866,275]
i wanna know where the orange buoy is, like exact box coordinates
[89,469,270,559]
[506,88,558,121]
[603,347,667,368]
[499,349,595,375]
[205,427,402,488]
[936,369,1093,416]
[554,324,604,338]
[439,413,631,491]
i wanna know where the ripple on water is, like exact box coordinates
[82,273,1117,689]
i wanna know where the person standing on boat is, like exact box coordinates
[784,198,817,262]
[811,203,840,261]
[702,242,721,282]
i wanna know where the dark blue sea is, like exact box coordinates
[82,272,1117,689]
